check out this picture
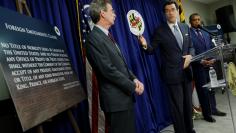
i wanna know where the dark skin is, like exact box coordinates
[190,15,216,66]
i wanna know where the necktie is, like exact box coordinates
[173,25,183,49]
[108,33,131,76]
[196,29,205,43]
[108,33,130,74]
[108,32,116,44]
[108,33,121,53]
[196,29,207,50]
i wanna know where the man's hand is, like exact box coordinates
[183,55,192,69]
[200,59,209,66]
[200,59,216,66]
[208,59,216,65]
[133,79,144,95]
[138,35,147,49]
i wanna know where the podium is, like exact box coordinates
[191,44,236,133]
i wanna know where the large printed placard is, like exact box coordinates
[0,7,85,131]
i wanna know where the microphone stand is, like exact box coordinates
[198,25,217,36]
[198,25,227,46]
[197,25,226,93]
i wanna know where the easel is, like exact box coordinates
[16,0,31,16]
[15,1,81,133]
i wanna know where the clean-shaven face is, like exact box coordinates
[101,3,116,26]
[164,3,178,23]
[190,15,201,28]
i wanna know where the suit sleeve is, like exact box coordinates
[128,70,136,81]
[188,27,195,56]
[143,29,161,54]
[86,40,136,96]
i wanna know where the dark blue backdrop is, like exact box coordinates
[80,0,172,132]
[111,0,172,132]
[0,0,172,133]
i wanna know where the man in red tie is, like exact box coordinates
[86,0,144,133]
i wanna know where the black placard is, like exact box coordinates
[0,7,86,131]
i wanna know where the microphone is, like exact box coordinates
[197,25,218,46]
[197,25,217,36]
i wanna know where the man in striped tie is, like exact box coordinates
[189,13,226,123]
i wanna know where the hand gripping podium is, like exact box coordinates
[191,44,236,133]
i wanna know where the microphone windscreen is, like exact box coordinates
[197,25,202,28]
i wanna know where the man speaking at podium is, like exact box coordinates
[189,13,226,123]
[86,0,144,133]
[139,1,195,133]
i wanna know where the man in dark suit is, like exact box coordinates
[189,13,226,123]
[86,0,144,133]
[139,1,195,133]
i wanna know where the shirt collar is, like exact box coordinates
[192,27,200,31]
[192,27,202,34]
[167,20,178,29]
[95,25,109,36]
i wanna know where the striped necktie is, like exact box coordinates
[196,29,205,43]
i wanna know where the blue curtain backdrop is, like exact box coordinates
[80,0,172,132]
[0,0,90,133]
[0,0,172,132]
[111,0,172,132]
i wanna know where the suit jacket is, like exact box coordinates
[190,28,213,55]
[145,22,195,84]
[190,28,214,82]
[86,26,136,112]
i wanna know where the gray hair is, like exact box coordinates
[89,0,111,24]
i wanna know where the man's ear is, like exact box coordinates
[176,9,179,13]
[100,10,105,18]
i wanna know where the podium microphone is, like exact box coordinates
[198,25,218,46]
[197,25,217,36]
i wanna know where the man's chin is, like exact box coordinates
[111,22,115,26]
[168,20,176,23]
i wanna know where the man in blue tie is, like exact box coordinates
[139,1,195,133]
[189,13,226,123]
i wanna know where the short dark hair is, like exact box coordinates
[163,0,179,13]
[89,0,112,24]
[189,13,200,23]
